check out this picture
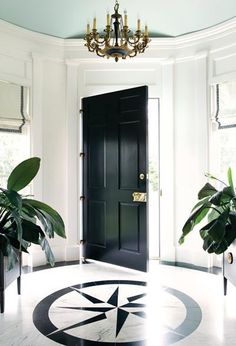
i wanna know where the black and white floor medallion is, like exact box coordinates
[33,279,202,345]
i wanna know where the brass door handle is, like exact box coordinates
[132,192,147,202]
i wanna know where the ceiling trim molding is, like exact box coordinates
[0,16,236,56]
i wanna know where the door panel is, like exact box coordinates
[88,125,106,188]
[119,203,140,253]
[83,86,148,272]
[88,200,106,247]
[119,122,139,189]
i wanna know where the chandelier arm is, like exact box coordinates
[96,49,106,58]
[128,50,138,58]
[92,34,107,45]
[127,35,142,45]
[85,44,97,52]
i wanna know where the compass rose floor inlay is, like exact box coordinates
[33,279,202,345]
[1,261,236,345]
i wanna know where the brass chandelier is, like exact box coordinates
[84,1,151,62]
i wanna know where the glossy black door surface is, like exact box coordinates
[82,86,148,272]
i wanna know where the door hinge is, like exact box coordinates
[80,196,85,201]
[80,152,85,158]
[79,109,83,115]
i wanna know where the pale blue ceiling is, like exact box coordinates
[0,0,235,38]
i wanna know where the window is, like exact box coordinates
[0,130,30,188]
[211,81,236,180]
[214,81,236,129]
[0,81,30,189]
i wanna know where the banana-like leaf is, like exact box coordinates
[207,207,222,223]
[1,189,22,209]
[21,219,45,244]
[179,203,210,244]
[209,188,233,206]
[22,199,66,238]
[39,236,55,266]
[10,210,23,243]
[202,234,215,251]
[191,196,210,212]
[223,223,236,247]
[22,204,49,231]
[180,169,236,255]
[214,239,229,254]
[7,157,40,192]
[198,183,217,199]
[207,210,229,242]
[199,219,216,239]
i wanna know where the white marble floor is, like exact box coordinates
[0,261,236,345]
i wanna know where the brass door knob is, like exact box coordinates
[227,252,233,264]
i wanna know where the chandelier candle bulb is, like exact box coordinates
[86,23,90,34]
[145,25,148,36]
[137,18,141,31]
[124,10,128,26]
[107,13,110,26]
[93,17,96,30]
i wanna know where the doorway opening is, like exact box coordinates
[80,89,160,270]
[148,98,160,259]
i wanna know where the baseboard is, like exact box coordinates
[22,259,89,274]
[159,260,221,275]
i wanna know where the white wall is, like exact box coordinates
[1,18,236,268]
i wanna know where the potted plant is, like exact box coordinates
[178,168,236,295]
[0,157,66,312]
[179,168,236,254]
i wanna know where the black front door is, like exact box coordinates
[82,86,148,272]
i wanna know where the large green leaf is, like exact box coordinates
[207,207,222,223]
[21,219,45,244]
[202,234,215,251]
[11,210,23,242]
[39,236,55,266]
[199,219,216,239]
[222,186,235,199]
[1,189,22,209]
[22,199,66,238]
[206,210,228,242]
[22,203,51,234]
[223,223,236,247]
[191,196,210,212]
[7,157,40,192]
[198,183,217,199]
[209,188,233,206]
[179,203,210,244]
[214,239,229,254]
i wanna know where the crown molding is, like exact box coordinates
[0,19,64,46]
[0,16,236,57]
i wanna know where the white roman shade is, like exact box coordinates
[0,81,29,132]
[216,81,236,128]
